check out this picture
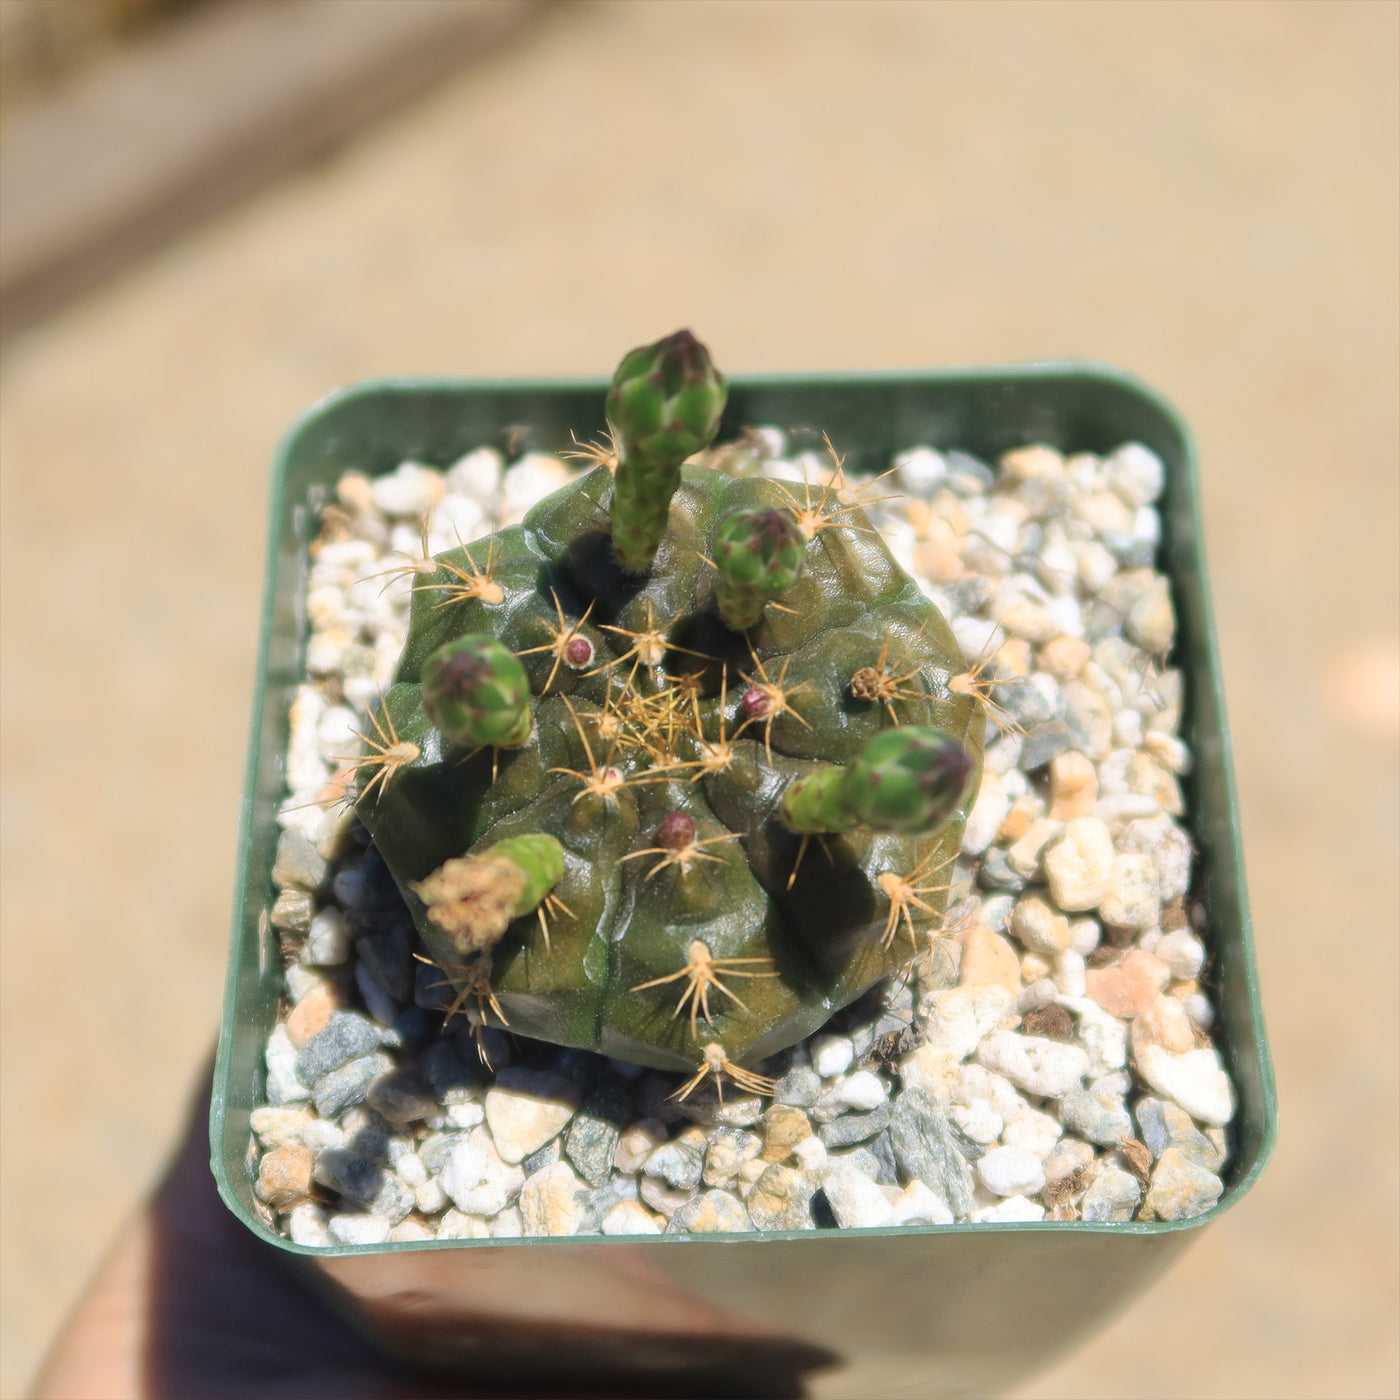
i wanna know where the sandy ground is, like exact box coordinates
[2,3,1396,1395]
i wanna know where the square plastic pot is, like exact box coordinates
[212,364,1276,1398]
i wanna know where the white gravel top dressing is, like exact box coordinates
[252,431,1234,1244]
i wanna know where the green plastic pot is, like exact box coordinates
[212,364,1276,1398]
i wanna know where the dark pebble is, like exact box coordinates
[522,1140,563,1176]
[978,847,1027,893]
[817,1100,893,1148]
[297,1011,381,1082]
[357,931,412,1001]
[1018,718,1075,770]
[313,1052,391,1118]
[868,1129,900,1185]
[1021,1005,1075,1041]
[887,1089,975,1220]
[774,1066,822,1108]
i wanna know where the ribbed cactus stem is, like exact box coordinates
[714,507,806,630]
[607,329,728,573]
[410,834,564,954]
[780,727,973,837]
[421,634,533,749]
[779,767,858,835]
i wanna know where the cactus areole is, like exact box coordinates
[354,332,983,1080]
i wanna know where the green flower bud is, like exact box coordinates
[714,507,806,630]
[421,634,533,749]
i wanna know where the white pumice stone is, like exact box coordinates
[302,908,350,966]
[823,1163,897,1229]
[370,461,445,517]
[894,446,948,493]
[601,1201,664,1236]
[286,1203,331,1247]
[327,1213,392,1246]
[974,1195,1046,1223]
[1157,929,1206,981]
[810,1034,855,1078]
[977,1031,1089,1099]
[1136,1046,1235,1127]
[977,1145,1047,1197]
[792,1135,829,1172]
[446,446,504,504]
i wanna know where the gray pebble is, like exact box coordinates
[746,1164,818,1231]
[980,894,1017,933]
[1081,1166,1142,1222]
[818,1100,893,1148]
[385,1006,430,1050]
[270,888,314,935]
[421,1037,482,1097]
[978,848,1027,892]
[273,829,329,893]
[418,1130,468,1176]
[703,1127,762,1187]
[356,931,411,1001]
[1135,1097,1225,1171]
[643,1127,707,1191]
[585,1173,641,1222]
[366,1068,437,1125]
[995,680,1056,730]
[414,958,456,1012]
[355,963,398,1027]
[297,1011,381,1083]
[827,1146,883,1180]
[1061,683,1113,760]
[1060,1088,1134,1146]
[315,1147,412,1223]
[313,1052,391,1118]
[522,1139,563,1176]
[944,451,995,495]
[565,1113,623,1189]
[868,1129,900,1186]
[667,1189,754,1234]
[1018,718,1076,770]
[774,1067,822,1107]
[1140,1149,1224,1221]
[264,1024,311,1105]
[887,1090,975,1221]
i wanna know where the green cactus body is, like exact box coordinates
[607,330,728,574]
[356,360,982,1077]
[714,507,807,630]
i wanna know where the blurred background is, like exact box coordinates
[1,1,1395,1396]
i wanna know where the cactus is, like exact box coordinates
[353,332,983,1086]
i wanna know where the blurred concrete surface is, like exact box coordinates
[1,2,1396,1395]
[0,0,545,336]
